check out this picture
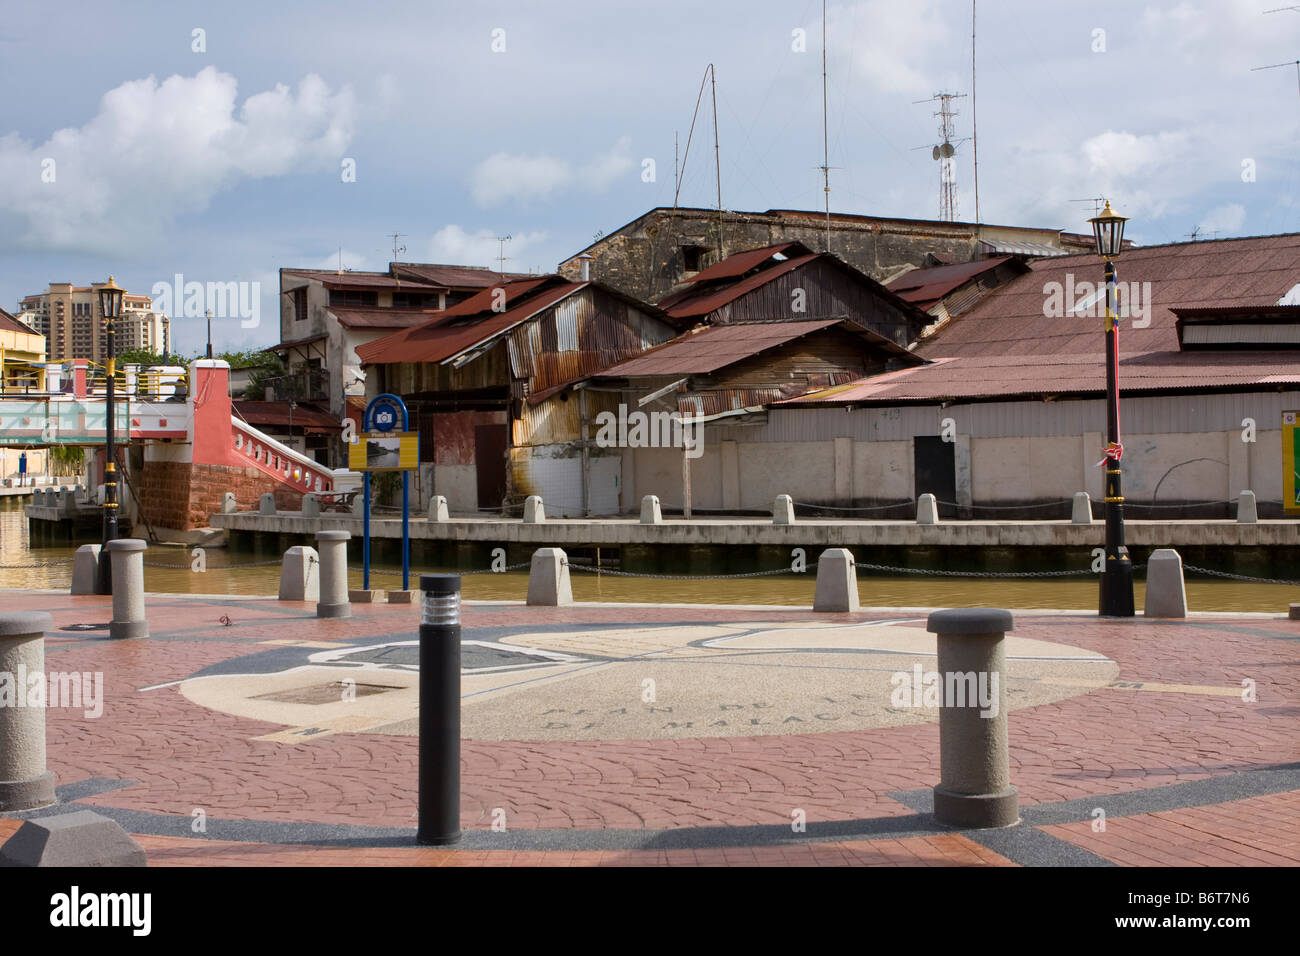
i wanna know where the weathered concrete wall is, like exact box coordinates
[971,436,1083,501]
[853,439,912,501]
[139,459,304,531]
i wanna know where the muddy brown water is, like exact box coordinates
[1,504,1292,611]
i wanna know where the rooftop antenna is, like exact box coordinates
[495,235,512,277]
[1070,197,1107,217]
[971,0,980,224]
[1251,57,1300,113]
[1185,226,1220,242]
[913,91,968,221]
[819,0,835,252]
[674,64,724,261]
[387,232,407,262]
[337,246,343,275]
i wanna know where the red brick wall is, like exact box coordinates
[138,460,306,530]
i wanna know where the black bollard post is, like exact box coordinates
[417,573,462,845]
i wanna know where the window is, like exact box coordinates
[392,292,438,309]
[682,245,710,273]
[293,287,308,321]
[328,289,378,308]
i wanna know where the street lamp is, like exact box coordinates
[96,275,125,595]
[1089,201,1134,617]
[205,309,214,360]
[161,315,170,365]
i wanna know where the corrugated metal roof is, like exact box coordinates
[679,242,813,284]
[886,257,1014,307]
[783,350,1300,405]
[391,262,531,288]
[281,269,441,290]
[330,308,440,330]
[0,307,38,336]
[232,401,341,431]
[356,279,582,366]
[657,254,820,318]
[978,239,1067,257]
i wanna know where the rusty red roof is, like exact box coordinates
[390,262,531,288]
[679,242,813,284]
[783,351,1300,405]
[329,308,441,330]
[886,256,1015,309]
[599,318,914,378]
[356,278,582,365]
[657,253,820,319]
[233,401,342,432]
[281,269,442,291]
[920,234,1300,360]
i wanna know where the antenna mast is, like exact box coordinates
[971,0,980,224]
[821,0,831,251]
[915,91,967,221]
[495,235,512,277]
[711,65,723,262]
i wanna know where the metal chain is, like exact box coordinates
[0,558,75,569]
[567,562,799,580]
[1182,564,1300,586]
[142,556,293,569]
[853,561,1106,578]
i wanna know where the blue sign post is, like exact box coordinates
[361,394,413,591]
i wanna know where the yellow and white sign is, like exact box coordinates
[348,431,419,472]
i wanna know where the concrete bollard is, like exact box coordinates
[428,495,449,522]
[523,495,545,523]
[1144,548,1187,618]
[813,548,860,612]
[278,546,319,602]
[70,544,101,595]
[259,492,277,516]
[526,548,573,606]
[927,608,1019,829]
[59,488,76,515]
[74,484,86,501]
[1237,490,1257,524]
[95,484,105,505]
[1071,491,1093,524]
[301,493,320,518]
[917,493,940,525]
[772,494,796,525]
[315,530,351,618]
[221,492,237,514]
[0,612,57,811]
[0,810,146,867]
[640,495,663,524]
[107,539,149,639]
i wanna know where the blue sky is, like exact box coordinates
[1,0,1297,355]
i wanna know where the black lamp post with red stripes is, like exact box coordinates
[1090,202,1135,617]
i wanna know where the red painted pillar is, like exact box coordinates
[70,360,89,399]
[190,360,233,467]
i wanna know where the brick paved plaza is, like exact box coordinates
[1,588,1296,867]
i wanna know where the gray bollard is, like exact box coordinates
[772,494,796,525]
[316,530,351,618]
[0,810,146,867]
[107,538,148,639]
[917,493,940,525]
[640,495,663,524]
[428,495,449,522]
[523,495,545,523]
[301,493,320,518]
[1237,490,1257,524]
[59,488,76,515]
[221,492,237,514]
[70,544,101,595]
[1071,491,1093,524]
[526,548,573,605]
[927,608,1019,829]
[0,612,57,811]
[1144,548,1187,618]
[278,546,319,602]
[258,492,277,516]
[813,548,860,612]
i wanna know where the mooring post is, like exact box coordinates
[107,538,148,639]
[418,573,462,846]
[0,612,57,811]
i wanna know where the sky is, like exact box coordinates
[1,0,1298,355]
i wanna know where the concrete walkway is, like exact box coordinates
[1,589,1297,866]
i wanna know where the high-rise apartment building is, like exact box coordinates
[18,281,166,362]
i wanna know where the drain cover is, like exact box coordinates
[251,682,403,705]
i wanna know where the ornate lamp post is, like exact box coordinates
[1089,202,1134,617]
[96,275,125,595]
[205,309,214,360]
[161,315,170,364]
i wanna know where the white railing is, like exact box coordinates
[231,417,334,493]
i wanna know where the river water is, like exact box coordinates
[0,502,1291,611]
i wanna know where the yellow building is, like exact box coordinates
[0,306,46,392]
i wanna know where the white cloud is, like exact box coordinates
[469,137,635,206]
[426,225,548,269]
[0,66,355,253]
[1198,202,1246,236]
[828,0,952,96]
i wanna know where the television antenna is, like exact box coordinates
[1070,197,1108,217]
[495,235,512,276]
